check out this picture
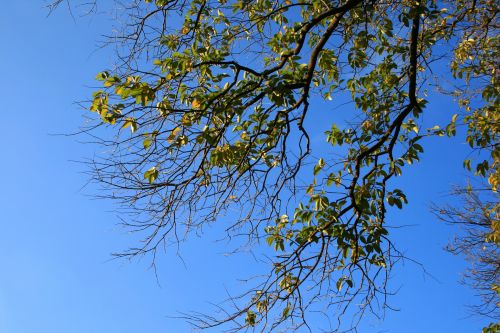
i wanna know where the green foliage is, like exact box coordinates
[483,322,500,333]
[80,0,499,331]
[144,167,158,184]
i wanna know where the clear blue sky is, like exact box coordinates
[0,1,490,332]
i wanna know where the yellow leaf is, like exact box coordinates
[144,167,158,184]
[192,99,201,109]
[181,115,192,126]
[167,127,181,143]
[121,118,136,132]
[172,127,181,136]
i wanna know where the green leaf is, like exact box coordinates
[282,305,290,319]
[95,71,109,80]
[336,278,344,291]
[121,118,138,133]
[463,159,471,171]
[144,167,159,184]
[313,158,325,176]
[245,310,256,327]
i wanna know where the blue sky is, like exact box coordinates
[0,1,491,332]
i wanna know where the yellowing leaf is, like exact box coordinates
[121,118,138,133]
[181,116,192,126]
[144,167,159,184]
[167,127,181,143]
[172,127,181,136]
[192,99,201,109]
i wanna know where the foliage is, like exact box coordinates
[56,0,498,331]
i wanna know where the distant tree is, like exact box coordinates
[433,185,499,330]
[52,0,498,331]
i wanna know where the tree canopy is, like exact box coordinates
[57,0,499,331]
